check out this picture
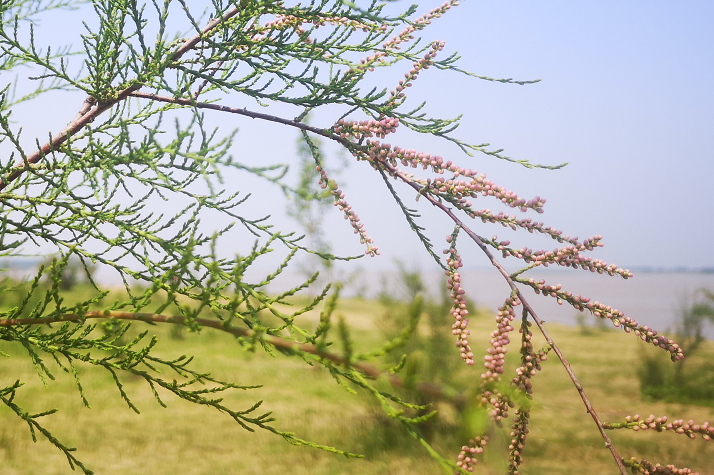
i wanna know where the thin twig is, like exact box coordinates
[0,311,465,407]
[193,61,226,98]
[68,96,98,126]
[169,7,242,63]
[193,16,259,98]
[0,83,141,192]
[128,92,340,139]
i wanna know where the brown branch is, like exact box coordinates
[0,84,141,193]
[169,7,242,63]
[68,96,98,126]
[128,92,340,140]
[192,15,260,98]
[0,311,465,408]
[0,6,243,194]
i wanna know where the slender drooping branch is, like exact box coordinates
[126,91,628,473]
[386,168,628,474]
[0,311,465,408]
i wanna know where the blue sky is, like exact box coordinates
[5,0,713,274]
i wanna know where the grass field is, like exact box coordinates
[1,288,713,475]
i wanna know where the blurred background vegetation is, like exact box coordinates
[1,263,713,474]
[637,289,714,407]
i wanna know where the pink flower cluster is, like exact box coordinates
[515,276,685,361]
[471,211,579,243]
[268,1,459,82]
[308,16,379,33]
[508,410,530,475]
[623,457,700,475]
[316,166,378,256]
[605,415,713,441]
[512,325,548,396]
[381,1,459,53]
[343,50,388,76]
[354,140,545,214]
[342,1,458,86]
[333,117,399,140]
[344,23,442,80]
[517,277,590,309]
[380,25,415,52]
[490,235,633,277]
[455,436,487,473]
[410,0,461,32]
[251,16,309,44]
[254,13,382,43]
[481,294,519,383]
[419,173,544,213]
[480,390,510,424]
[444,235,473,365]
[387,41,445,106]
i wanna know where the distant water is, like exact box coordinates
[261,268,714,340]
[454,269,714,339]
[4,259,713,339]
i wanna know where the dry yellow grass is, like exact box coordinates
[1,294,713,475]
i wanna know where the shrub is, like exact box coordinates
[0,1,708,474]
[638,289,714,406]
